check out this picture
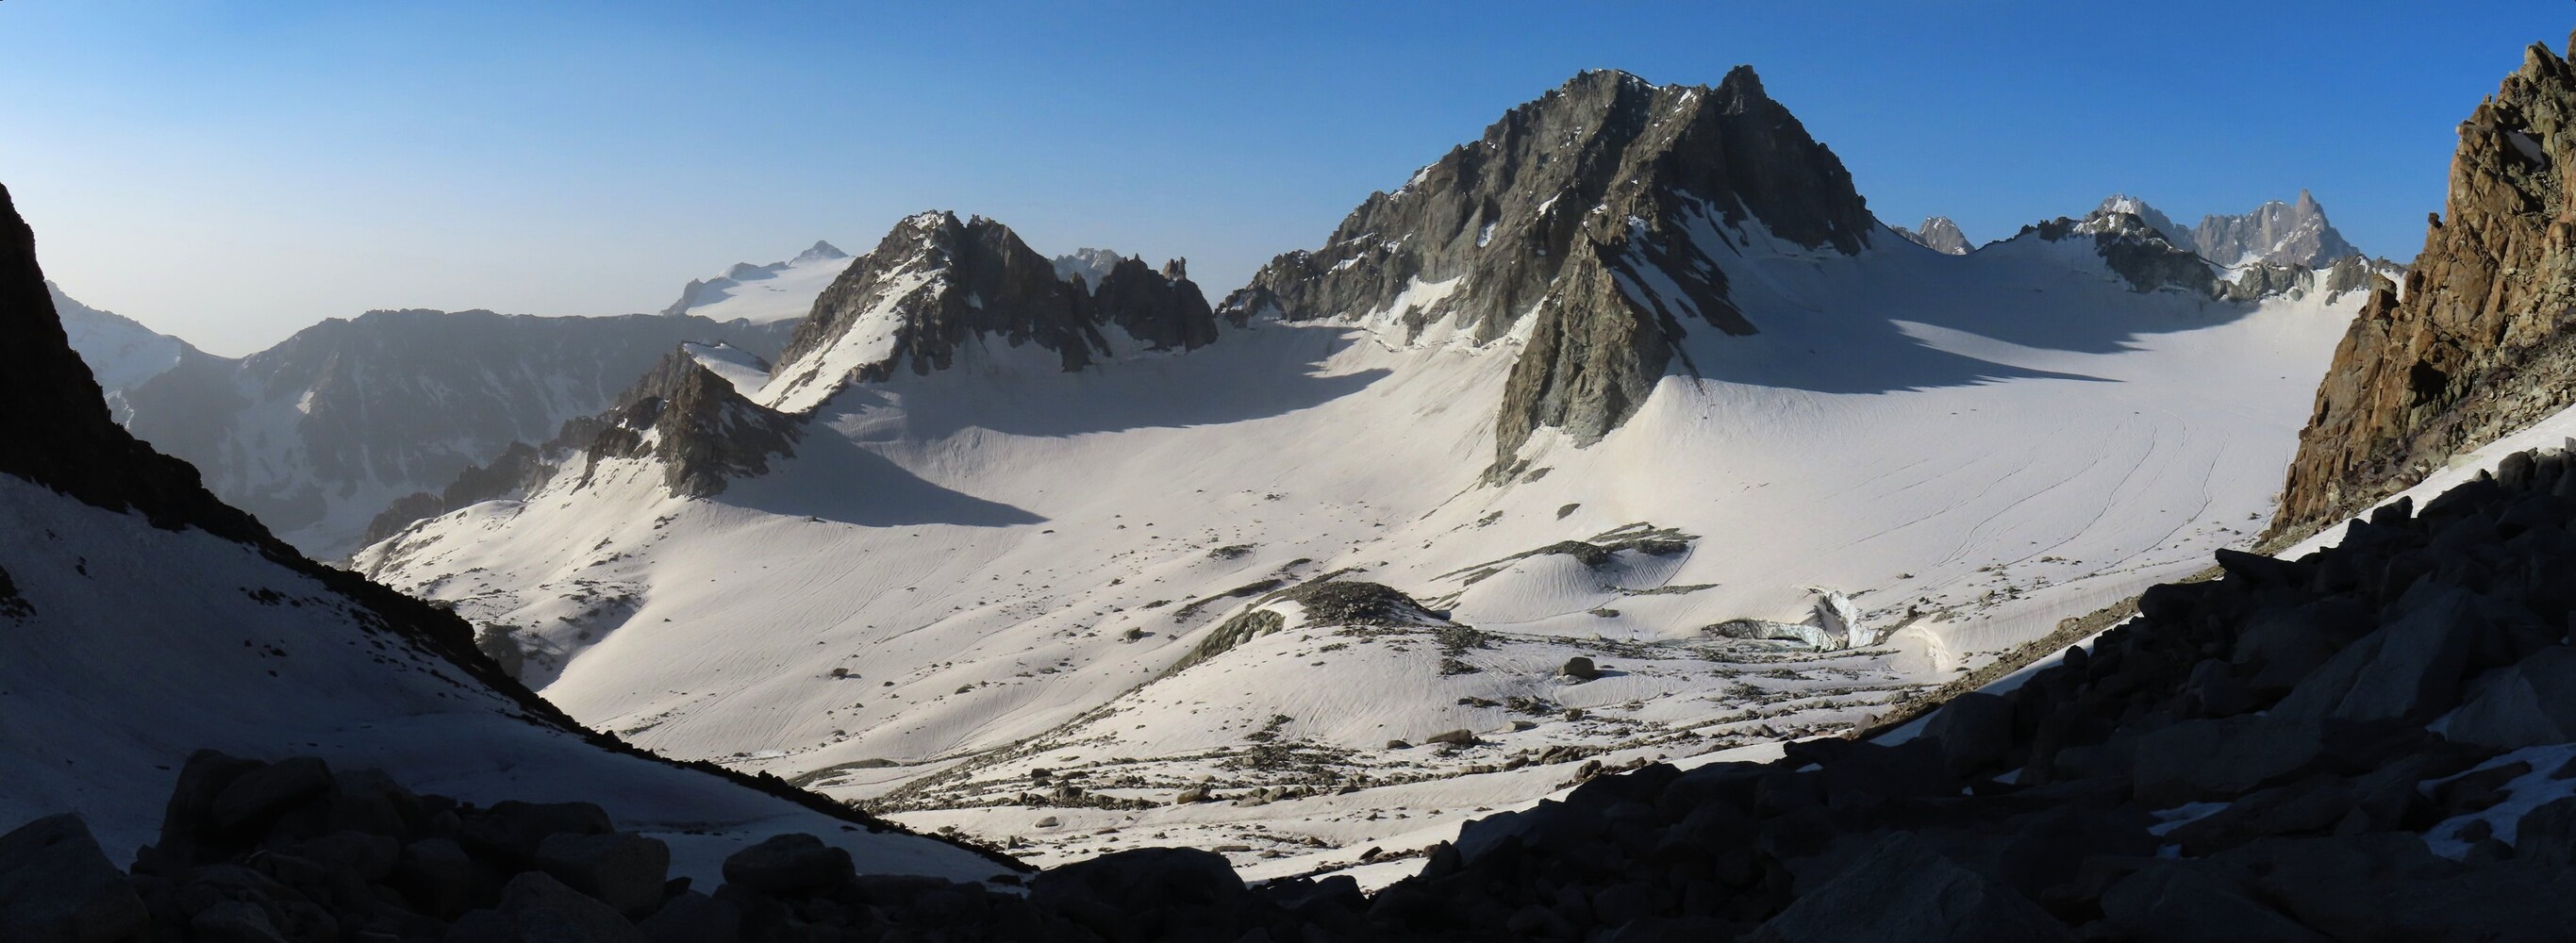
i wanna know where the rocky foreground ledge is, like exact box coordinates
[17,446,2576,941]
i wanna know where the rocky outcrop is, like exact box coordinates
[1894,216,1973,255]
[1089,256,1220,352]
[2019,209,2220,296]
[2271,39,2576,543]
[586,350,801,497]
[1222,67,1878,468]
[760,213,1216,413]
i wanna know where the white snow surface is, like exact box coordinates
[0,476,1010,884]
[358,229,2362,877]
[666,243,856,324]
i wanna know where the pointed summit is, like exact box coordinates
[793,240,849,263]
[1894,217,1972,255]
[757,213,1214,414]
[1223,65,1875,466]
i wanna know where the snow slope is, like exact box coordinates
[49,280,192,416]
[358,219,2361,873]
[0,185,1012,886]
[0,477,1012,885]
[662,241,856,324]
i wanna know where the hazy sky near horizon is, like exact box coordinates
[2,1,2567,356]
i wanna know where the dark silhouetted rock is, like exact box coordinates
[1745,832,2069,943]
[720,833,853,897]
[0,814,148,943]
[535,832,670,919]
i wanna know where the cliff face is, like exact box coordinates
[2271,39,2576,542]
[1222,67,1878,468]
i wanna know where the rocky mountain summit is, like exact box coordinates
[1221,66,1880,467]
[760,211,1218,414]
[2195,190,2364,267]
[1051,247,1128,287]
[2272,39,2576,543]
[586,349,803,498]
[2096,191,2364,267]
[1892,216,1972,255]
[2012,198,2387,304]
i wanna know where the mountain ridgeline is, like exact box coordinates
[759,211,1217,415]
[1222,67,1878,465]
[2271,39,2576,543]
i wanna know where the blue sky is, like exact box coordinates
[2,1,2567,355]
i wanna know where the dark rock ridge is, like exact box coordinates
[1218,67,1879,467]
[661,240,849,315]
[762,212,1218,412]
[584,350,803,498]
[2017,209,2222,296]
[109,305,793,556]
[1893,216,1972,255]
[2272,38,2576,543]
[0,181,1006,872]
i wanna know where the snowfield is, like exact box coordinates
[357,227,2365,879]
[0,476,1014,885]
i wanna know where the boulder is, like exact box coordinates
[535,831,670,919]
[638,890,738,943]
[208,756,335,837]
[2099,861,2328,942]
[2131,716,2323,807]
[497,870,643,943]
[1920,692,2013,778]
[2271,587,2481,724]
[2515,796,2576,868]
[1744,832,2069,943]
[0,814,149,943]
[458,801,614,859]
[1425,729,1480,747]
[1562,656,1602,681]
[720,833,852,897]
[2444,645,2576,749]
[1029,847,1253,943]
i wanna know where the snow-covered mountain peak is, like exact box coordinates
[793,240,851,264]
[1223,64,1876,464]
[1893,217,1972,255]
[1051,247,1128,288]
[661,240,861,323]
[755,211,1214,415]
